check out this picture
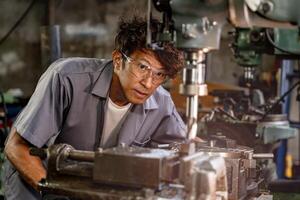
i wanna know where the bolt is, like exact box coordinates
[262,2,271,13]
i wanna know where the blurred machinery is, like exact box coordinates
[227,0,300,183]
[229,0,300,85]
[209,0,300,198]
[32,138,274,200]
[201,88,297,193]
[154,0,299,185]
[203,89,296,148]
[152,0,300,197]
[149,0,222,140]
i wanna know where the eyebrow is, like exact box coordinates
[139,58,166,72]
[139,58,151,65]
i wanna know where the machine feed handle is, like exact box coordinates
[30,147,48,159]
[252,153,274,159]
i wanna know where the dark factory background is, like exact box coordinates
[0,0,299,199]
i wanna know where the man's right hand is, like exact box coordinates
[4,128,47,191]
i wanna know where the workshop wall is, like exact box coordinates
[0,0,148,96]
[0,0,43,96]
[0,0,245,97]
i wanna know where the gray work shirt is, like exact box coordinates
[3,58,187,200]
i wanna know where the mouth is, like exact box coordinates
[133,89,148,99]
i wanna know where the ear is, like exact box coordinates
[112,50,123,72]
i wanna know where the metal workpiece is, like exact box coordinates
[33,139,273,200]
[196,155,228,200]
[196,171,218,200]
[34,142,233,199]
[179,151,228,200]
[35,144,181,199]
[194,137,267,200]
[178,142,196,156]
[198,148,243,159]
[93,146,177,189]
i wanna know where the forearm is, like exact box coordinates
[5,128,47,191]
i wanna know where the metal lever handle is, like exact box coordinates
[30,148,48,159]
[253,153,274,159]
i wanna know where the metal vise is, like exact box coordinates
[31,143,228,200]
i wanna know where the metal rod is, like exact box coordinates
[186,96,198,139]
[68,150,95,162]
[146,0,152,47]
[196,51,206,84]
[58,163,94,178]
[252,153,274,159]
[40,25,61,68]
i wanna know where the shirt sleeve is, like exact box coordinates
[13,61,69,148]
[151,105,187,144]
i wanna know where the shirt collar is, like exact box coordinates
[143,92,159,110]
[91,60,159,110]
[91,60,113,98]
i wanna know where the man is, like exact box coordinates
[3,16,187,199]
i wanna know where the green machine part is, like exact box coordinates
[234,49,262,67]
[233,27,300,65]
[246,0,300,55]
[273,28,300,55]
[232,28,270,66]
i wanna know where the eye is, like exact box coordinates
[138,63,148,71]
[155,72,166,78]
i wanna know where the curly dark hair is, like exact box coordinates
[114,16,184,78]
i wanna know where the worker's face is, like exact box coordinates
[113,49,166,104]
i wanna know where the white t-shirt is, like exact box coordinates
[100,97,132,148]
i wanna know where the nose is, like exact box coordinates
[141,73,153,89]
